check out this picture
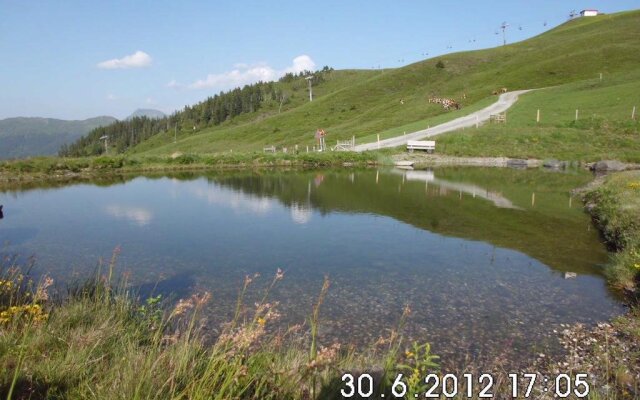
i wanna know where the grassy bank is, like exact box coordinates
[0,255,437,400]
[0,151,385,183]
[584,170,640,294]
[547,170,640,398]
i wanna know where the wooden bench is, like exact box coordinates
[407,140,435,153]
[263,145,276,153]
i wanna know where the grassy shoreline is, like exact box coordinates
[0,256,438,400]
[583,170,640,296]
[0,152,386,184]
[5,150,640,187]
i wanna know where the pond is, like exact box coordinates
[0,167,625,368]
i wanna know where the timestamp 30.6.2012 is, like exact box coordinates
[340,372,590,398]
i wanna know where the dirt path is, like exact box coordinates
[354,90,531,151]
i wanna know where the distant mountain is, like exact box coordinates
[0,116,117,160]
[127,109,166,120]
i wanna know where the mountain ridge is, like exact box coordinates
[0,116,117,159]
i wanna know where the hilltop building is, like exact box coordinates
[580,9,599,17]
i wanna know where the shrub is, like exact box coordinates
[169,154,200,165]
[91,156,124,169]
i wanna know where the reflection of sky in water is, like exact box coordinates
[188,184,276,215]
[290,203,312,224]
[105,204,153,226]
[0,170,625,368]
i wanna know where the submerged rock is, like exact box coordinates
[506,159,528,169]
[591,160,627,172]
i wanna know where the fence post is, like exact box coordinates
[476,115,479,128]
[575,109,579,121]
[633,106,637,120]
[599,72,602,81]
[377,134,380,149]
[536,109,540,123]
[306,146,309,153]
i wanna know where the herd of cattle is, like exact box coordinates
[428,97,461,110]
[427,87,507,111]
[492,87,509,95]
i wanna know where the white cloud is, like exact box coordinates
[146,97,157,105]
[187,55,316,90]
[166,79,181,88]
[106,93,117,101]
[97,51,152,69]
[283,55,316,74]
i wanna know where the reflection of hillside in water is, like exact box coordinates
[206,168,607,276]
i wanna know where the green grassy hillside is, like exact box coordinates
[438,69,640,161]
[133,10,640,156]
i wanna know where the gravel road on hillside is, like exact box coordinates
[354,90,531,151]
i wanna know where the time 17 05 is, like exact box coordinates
[340,372,590,398]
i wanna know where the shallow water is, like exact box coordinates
[0,167,624,367]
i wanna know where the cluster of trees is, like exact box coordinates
[61,67,334,157]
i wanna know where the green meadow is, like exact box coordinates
[437,69,640,161]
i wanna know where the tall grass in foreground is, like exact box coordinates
[0,251,435,400]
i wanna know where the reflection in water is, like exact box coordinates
[189,185,275,215]
[105,204,153,226]
[314,174,325,188]
[0,167,624,368]
[290,202,312,224]
[395,169,521,209]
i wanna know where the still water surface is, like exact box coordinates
[0,167,624,367]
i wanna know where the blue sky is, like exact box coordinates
[0,1,637,120]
